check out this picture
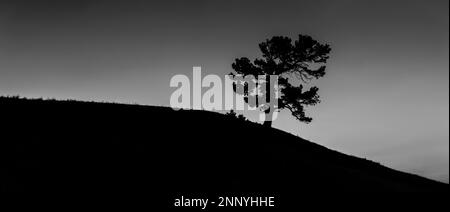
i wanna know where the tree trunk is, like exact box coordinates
[263,109,273,127]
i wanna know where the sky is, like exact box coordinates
[0,0,448,182]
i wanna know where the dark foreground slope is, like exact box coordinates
[0,97,447,204]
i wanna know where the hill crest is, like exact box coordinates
[0,96,447,195]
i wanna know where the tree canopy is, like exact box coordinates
[231,34,331,126]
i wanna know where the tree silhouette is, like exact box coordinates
[231,34,331,127]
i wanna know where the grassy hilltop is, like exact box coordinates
[0,97,447,200]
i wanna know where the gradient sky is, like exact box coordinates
[0,0,448,182]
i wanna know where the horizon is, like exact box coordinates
[0,0,448,183]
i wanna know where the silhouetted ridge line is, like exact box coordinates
[0,96,447,195]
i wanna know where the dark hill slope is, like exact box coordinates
[0,97,447,197]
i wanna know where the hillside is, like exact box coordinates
[0,97,447,204]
